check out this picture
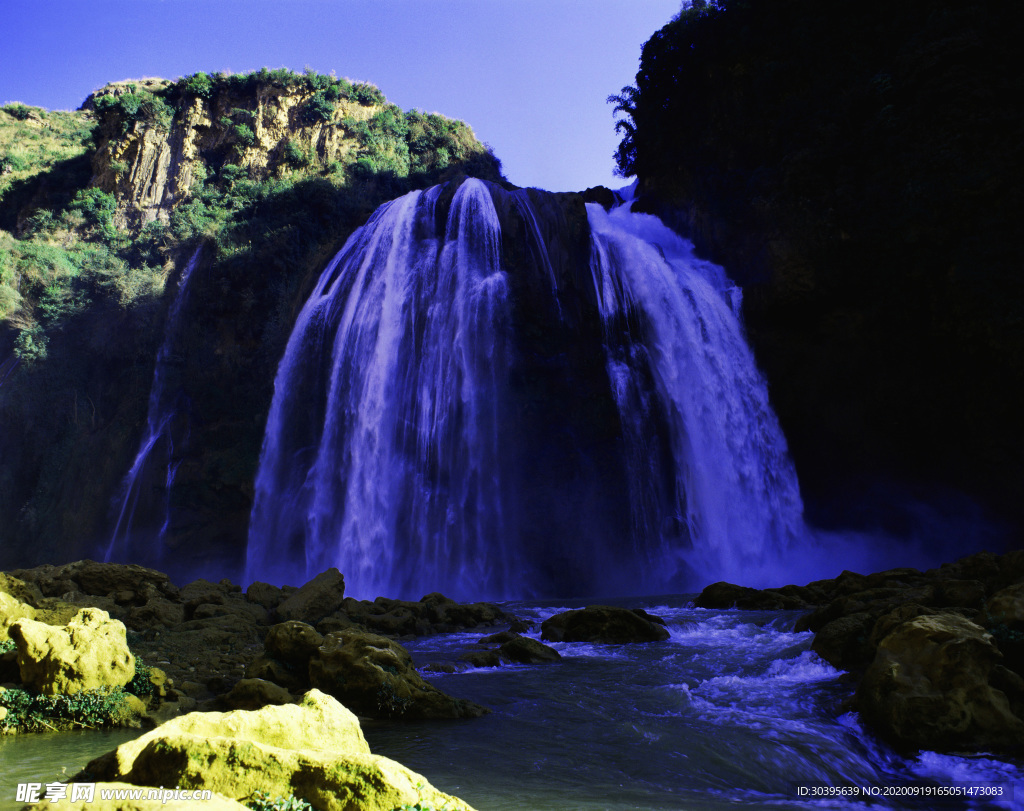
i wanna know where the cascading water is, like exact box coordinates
[247,181,521,598]
[246,177,815,598]
[587,198,807,588]
[104,247,201,568]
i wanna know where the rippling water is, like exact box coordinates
[365,598,1023,810]
[2,600,1020,810]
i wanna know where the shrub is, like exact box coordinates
[13,325,48,365]
[2,103,37,121]
[232,123,256,147]
[352,83,386,106]
[0,685,131,732]
[181,71,214,99]
[303,91,335,124]
[282,139,307,167]
[246,793,313,811]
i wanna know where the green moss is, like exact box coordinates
[246,792,313,811]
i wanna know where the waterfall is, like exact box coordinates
[104,246,201,567]
[247,180,521,598]
[587,201,807,588]
[246,178,812,598]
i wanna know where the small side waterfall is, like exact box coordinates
[246,178,813,598]
[588,200,806,587]
[104,247,201,567]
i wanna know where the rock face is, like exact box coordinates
[462,633,561,668]
[540,606,670,644]
[856,613,1024,751]
[308,629,487,719]
[78,689,477,811]
[9,607,135,695]
[88,78,379,228]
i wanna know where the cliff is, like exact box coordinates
[0,69,504,578]
[614,0,1024,533]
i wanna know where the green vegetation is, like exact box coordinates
[0,685,132,732]
[246,792,313,811]
[0,65,503,574]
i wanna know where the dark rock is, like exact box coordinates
[246,581,285,610]
[478,631,520,645]
[245,656,305,692]
[856,612,1024,751]
[275,568,345,625]
[540,605,669,644]
[264,621,324,669]
[694,581,806,610]
[308,629,487,720]
[811,612,875,671]
[222,678,293,710]
[497,635,561,664]
[581,186,617,210]
[460,650,502,669]
[508,618,536,633]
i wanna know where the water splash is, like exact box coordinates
[587,201,809,588]
[104,246,201,566]
[247,179,815,597]
[247,180,520,597]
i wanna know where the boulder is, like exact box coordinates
[465,633,561,667]
[10,607,135,695]
[856,612,1024,751]
[245,581,285,610]
[77,690,477,811]
[221,678,293,710]
[540,606,670,644]
[265,621,324,668]
[694,581,805,610]
[308,629,487,719]
[276,568,346,625]
[810,612,875,671]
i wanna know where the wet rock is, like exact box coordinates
[810,612,875,671]
[308,629,487,719]
[77,689,477,811]
[694,581,806,610]
[265,621,324,669]
[465,633,561,667]
[221,678,293,710]
[11,561,178,603]
[245,656,305,692]
[496,635,561,664]
[127,598,185,630]
[856,612,1024,751]
[275,568,346,625]
[10,607,135,695]
[540,605,670,644]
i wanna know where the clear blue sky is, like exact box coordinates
[0,0,682,192]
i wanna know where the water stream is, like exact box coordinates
[104,247,202,568]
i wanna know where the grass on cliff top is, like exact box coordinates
[0,104,95,201]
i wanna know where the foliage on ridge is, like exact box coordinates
[0,67,504,570]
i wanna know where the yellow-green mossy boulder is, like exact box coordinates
[9,607,135,695]
[21,782,248,811]
[308,629,488,719]
[856,612,1024,751]
[78,689,477,811]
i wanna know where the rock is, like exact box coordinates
[983,582,1024,629]
[460,650,503,668]
[222,678,293,710]
[275,568,346,625]
[308,629,488,719]
[508,618,536,633]
[10,607,135,695]
[76,690,477,811]
[495,635,561,665]
[540,606,670,644]
[694,582,802,610]
[245,656,305,692]
[245,581,284,610]
[810,612,876,671]
[265,621,324,668]
[21,782,248,811]
[856,612,1024,751]
[12,561,178,603]
[0,591,35,641]
[127,598,185,630]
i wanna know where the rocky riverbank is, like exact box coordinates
[695,549,1024,752]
